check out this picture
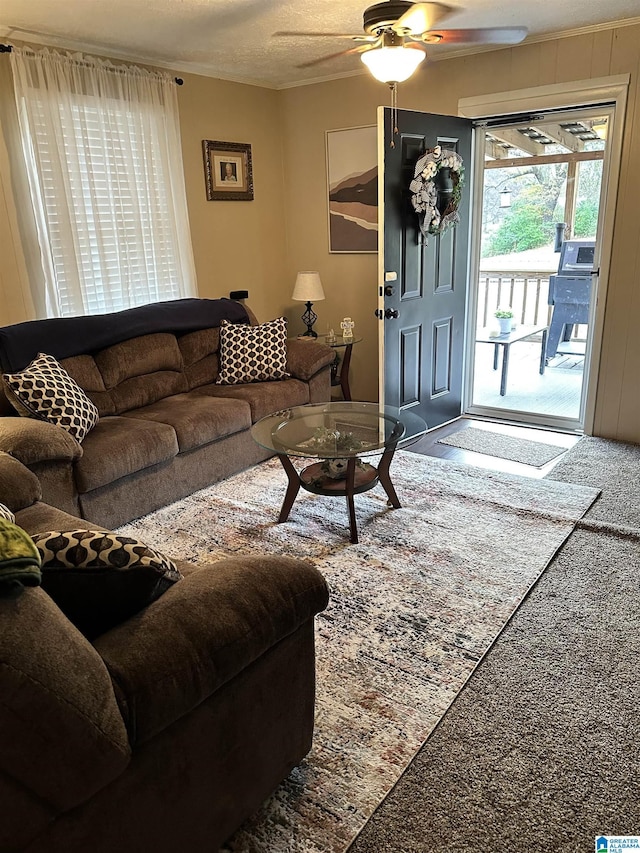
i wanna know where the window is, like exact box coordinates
[10,48,196,317]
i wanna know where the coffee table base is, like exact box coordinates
[275,451,401,544]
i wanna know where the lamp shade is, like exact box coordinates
[361,45,425,83]
[292,271,325,302]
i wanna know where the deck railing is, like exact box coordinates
[478,270,586,340]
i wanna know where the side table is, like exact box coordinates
[320,335,362,401]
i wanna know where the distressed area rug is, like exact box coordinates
[118,452,599,853]
[437,426,567,467]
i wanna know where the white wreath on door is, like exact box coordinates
[409,145,465,243]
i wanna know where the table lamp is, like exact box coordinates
[292,271,325,337]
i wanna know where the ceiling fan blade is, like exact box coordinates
[275,31,376,41]
[424,27,528,44]
[296,44,372,69]
[394,2,453,36]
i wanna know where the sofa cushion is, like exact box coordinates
[123,393,251,453]
[75,416,178,494]
[32,530,182,640]
[92,555,329,745]
[217,317,289,385]
[178,327,220,389]
[60,354,116,417]
[197,378,310,422]
[3,353,99,442]
[95,333,187,414]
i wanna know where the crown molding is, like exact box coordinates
[276,16,640,90]
[277,67,366,90]
[3,15,639,92]
[0,27,279,89]
[523,15,640,45]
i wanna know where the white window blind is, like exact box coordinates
[10,48,196,318]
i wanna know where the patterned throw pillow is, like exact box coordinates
[0,503,15,523]
[32,530,183,639]
[3,353,99,443]
[216,317,290,385]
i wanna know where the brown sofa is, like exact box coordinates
[0,298,335,528]
[0,451,330,852]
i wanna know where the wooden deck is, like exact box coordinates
[471,339,584,419]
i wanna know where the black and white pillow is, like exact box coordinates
[216,317,290,385]
[3,353,99,443]
[32,530,183,639]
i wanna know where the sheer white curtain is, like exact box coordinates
[9,47,196,317]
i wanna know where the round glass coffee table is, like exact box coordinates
[251,402,427,543]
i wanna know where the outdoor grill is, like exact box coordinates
[546,238,595,359]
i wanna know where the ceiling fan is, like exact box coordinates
[276,1,527,82]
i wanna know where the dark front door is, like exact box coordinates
[379,107,473,433]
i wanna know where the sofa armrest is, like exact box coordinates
[0,417,82,466]
[94,555,329,744]
[0,588,131,836]
[286,338,335,381]
[16,500,108,535]
[0,451,41,511]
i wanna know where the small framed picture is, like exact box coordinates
[203,140,254,201]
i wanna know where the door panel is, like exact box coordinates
[400,326,421,405]
[433,318,453,396]
[380,109,473,433]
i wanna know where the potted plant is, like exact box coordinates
[495,308,514,335]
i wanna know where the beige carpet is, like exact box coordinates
[438,426,567,466]
[118,452,599,853]
[348,436,640,853]
[547,435,640,526]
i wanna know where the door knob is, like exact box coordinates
[384,308,399,319]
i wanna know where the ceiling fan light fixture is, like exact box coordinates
[361,43,425,83]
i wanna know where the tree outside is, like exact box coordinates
[482,155,603,259]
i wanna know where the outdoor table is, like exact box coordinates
[476,324,548,396]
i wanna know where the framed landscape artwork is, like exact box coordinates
[203,140,254,201]
[326,125,378,253]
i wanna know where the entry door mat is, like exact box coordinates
[118,453,599,853]
[437,427,568,467]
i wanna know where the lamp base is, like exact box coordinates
[301,301,318,337]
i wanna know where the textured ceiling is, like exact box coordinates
[1,0,640,88]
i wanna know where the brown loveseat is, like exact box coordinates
[0,451,330,852]
[0,298,335,528]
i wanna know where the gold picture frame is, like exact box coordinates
[203,140,254,201]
